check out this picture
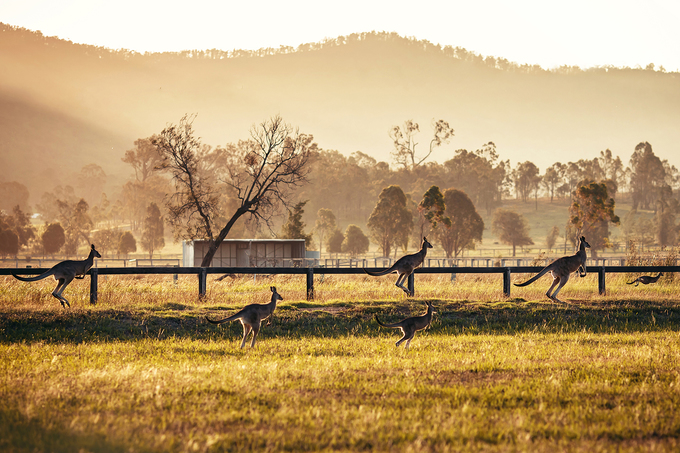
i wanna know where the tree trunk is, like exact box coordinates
[200,206,250,267]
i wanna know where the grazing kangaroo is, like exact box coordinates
[375,301,435,350]
[364,237,433,296]
[13,244,101,308]
[627,273,663,287]
[205,286,283,349]
[514,236,591,303]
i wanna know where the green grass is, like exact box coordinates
[2,275,680,452]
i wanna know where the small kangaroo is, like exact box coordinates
[364,237,433,296]
[514,236,591,303]
[375,301,435,350]
[13,244,101,308]
[205,286,283,349]
[627,273,663,287]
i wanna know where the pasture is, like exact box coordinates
[1,273,680,452]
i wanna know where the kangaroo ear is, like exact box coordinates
[91,244,95,249]
[271,286,275,292]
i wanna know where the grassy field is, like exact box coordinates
[2,273,680,452]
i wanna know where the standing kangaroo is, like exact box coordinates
[205,286,283,349]
[375,301,435,350]
[13,244,101,308]
[364,237,433,297]
[627,273,663,287]
[514,236,591,303]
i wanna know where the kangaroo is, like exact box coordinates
[514,236,591,303]
[364,237,433,297]
[13,244,101,308]
[205,286,283,348]
[375,301,435,350]
[627,273,663,287]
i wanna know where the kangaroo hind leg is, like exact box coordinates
[249,321,261,348]
[395,273,412,296]
[239,323,253,349]
[545,276,560,302]
[550,274,570,304]
[52,277,73,308]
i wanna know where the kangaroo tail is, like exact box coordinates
[375,315,400,328]
[626,280,636,285]
[205,313,241,325]
[364,264,397,277]
[514,265,552,287]
[13,270,54,282]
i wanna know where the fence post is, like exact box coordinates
[306,267,314,300]
[503,268,511,297]
[598,266,606,296]
[89,268,98,305]
[408,273,415,296]
[198,268,207,299]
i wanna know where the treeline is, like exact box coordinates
[2,24,676,75]
[1,127,677,260]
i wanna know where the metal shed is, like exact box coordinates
[184,239,306,267]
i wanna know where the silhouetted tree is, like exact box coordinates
[390,119,454,170]
[141,202,165,259]
[492,209,533,257]
[118,231,137,258]
[437,189,484,258]
[314,208,337,255]
[153,114,315,267]
[514,161,540,203]
[568,182,620,258]
[367,185,413,257]
[341,225,369,258]
[629,142,666,210]
[326,228,344,255]
[41,222,65,256]
[416,185,450,241]
[0,229,19,257]
[92,227,119,258]
[280,201,314,249]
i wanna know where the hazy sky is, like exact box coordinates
[3,0,680,71]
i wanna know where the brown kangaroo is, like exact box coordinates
[206,286,283,348]
[514,236,591,303]
[375,301,435,350]
[364,237,433,296]
[13,244,101,308]
[627,273,663,287]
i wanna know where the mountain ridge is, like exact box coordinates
[1,24,678,206]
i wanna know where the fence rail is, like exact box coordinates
[2,265,679,303]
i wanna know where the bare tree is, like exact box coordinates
[152,114,315,267]
[389,119,454,170]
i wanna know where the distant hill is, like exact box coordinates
[1,24,679,206]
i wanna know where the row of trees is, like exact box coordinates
[4,113,678,261]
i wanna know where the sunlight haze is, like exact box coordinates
[3,0,680,71]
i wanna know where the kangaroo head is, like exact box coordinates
[270,286,284,301]
[580,236,591,249]
[422,237,433,249]
[91,244,102,258]
[425,300,435,313]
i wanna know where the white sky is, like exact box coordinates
[2,0,680,71]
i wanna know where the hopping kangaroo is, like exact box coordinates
[13,244,101,308]
[627,273,663,287]
[364,237,433,296]
[205,286,283,348]
[514,236,591,303]
[375,301,435,350]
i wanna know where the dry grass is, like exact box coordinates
[2,273,680,452]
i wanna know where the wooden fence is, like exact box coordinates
[2,265,679,303]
